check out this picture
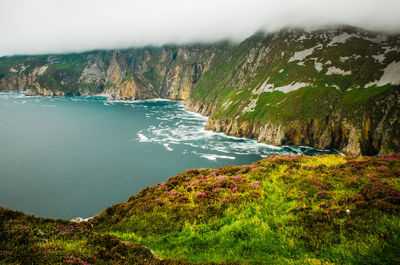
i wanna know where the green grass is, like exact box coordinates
[340,85,395,104]
[2,154,400,264]
[0,207,190,264]
[90,154,400,264]
[186,27,399,156]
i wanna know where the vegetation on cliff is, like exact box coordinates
[2,154,400,264]
[186,27,400,156]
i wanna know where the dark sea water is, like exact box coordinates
[0,92,338,219]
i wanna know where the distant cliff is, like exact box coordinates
[1,26,399,156]
[0,45,216,100]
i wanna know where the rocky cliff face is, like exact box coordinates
[0,46,215,101]
[1,26,399,156]
[186,88,400,156]
[185,27,400,156]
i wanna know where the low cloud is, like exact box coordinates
[1,0,399,56]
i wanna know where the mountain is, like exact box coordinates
[0,45,216,100]
[1,26,399,156]
[2,154,400,264]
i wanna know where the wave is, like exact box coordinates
[2,92,339,158]
[192,151,236,161]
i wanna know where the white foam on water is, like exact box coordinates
[192,151,236,161]
[2,93,336,159]
[163,143,173,151]
[107,99,136,104]
[137,133,150,142]
[133,100,293,159]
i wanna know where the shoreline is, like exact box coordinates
[1,89,343,155]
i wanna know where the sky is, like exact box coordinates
[1,0,400,56]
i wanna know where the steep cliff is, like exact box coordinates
[0,46,215,100]
[1,26,399,155]
[186,27,400,156]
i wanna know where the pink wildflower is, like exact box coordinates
[250,181,260,188]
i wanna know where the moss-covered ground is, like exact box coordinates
[2,154,399,264]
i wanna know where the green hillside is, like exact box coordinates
[2,154,400,264]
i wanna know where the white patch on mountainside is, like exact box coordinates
[327,32,387,47]
[253,79,312,95]
[339,56,350,62]
[339,54,361,63]
[365,61,400,87]
[383,46,400,54]
[253,77,274,95]
[288,45,322,63]
[274,82,311,93]
[377,61,400,85]
[297,34,309,41]
[362,34,387,44]
[80,63,105,83]
[32,66,48,76]
[242,97,258,114]
[221,99,233,110]
[327,33,356,46]
[314,60,324,72]
[372,54,386,64]
[326,66,352,75]
[276,98,287,105]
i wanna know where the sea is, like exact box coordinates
[0,92,338,219]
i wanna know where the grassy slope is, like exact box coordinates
[1,154,400,264]
[91,154,400,265]
[0,208,216,264]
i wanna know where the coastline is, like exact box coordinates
[12,89,342,155]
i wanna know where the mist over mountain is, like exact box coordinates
[1,0,400,56]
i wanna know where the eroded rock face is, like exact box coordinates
[0,47,214,101]
[184,27,400,156]
[193,88,400,156]
[80,63,105,85]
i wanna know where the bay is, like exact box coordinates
[0,92,337,219]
